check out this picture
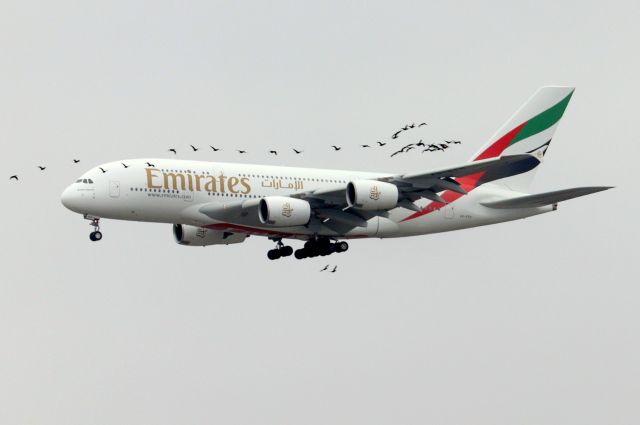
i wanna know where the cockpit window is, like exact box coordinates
[82,179,88,183]
[76,179,82,183]
[87,179,93,184]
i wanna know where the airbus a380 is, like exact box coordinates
[61,87,611,260]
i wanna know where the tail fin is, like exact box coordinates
[471,86,575,191]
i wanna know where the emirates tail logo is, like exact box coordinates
[282,202,293,218]
[369,186,381,201]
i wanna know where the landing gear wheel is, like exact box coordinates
[294,249,307,259]
[336,241,349,253]
[89,231,103,242]
[280,246,293,257]
[267,249,281,260]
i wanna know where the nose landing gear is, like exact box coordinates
[85,215,103,242]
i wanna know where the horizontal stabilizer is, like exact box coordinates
[481,186,613,209]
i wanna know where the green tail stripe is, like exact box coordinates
[509,91,574,146]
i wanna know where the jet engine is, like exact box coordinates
[346,180,399,210]
[173,224,248,246]
[258,196,311,227]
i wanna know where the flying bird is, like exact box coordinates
[121,163,130,168]
[376,141,387,147]
[9,175,18,180]
[330,266,338,273]
[237,150,247,154]
[269,150,278,155]
[416,140,425,147]
[418,122,427,127]
[439,143,449,150]
[209,145,221,151]
[392,131,401,139]
[37,166,46,171]
[292,148,303,154]
[409,123,416,128]
[320,265,329,272]
[402,125,409,131]
[331,145,342,151]
[99,167,107,173]
[360,144,371,148]
[73,159,80,163]
[169,148,177,155]
[390,143,415,157]
[190,145,199,152]
[145,162,155,167]
[445,140,462,144]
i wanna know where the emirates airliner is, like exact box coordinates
[61,87,611,260]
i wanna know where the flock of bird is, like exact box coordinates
[8,121,463,181]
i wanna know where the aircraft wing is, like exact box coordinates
[199,154,540,230]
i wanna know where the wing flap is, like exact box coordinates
[481,186,613,209]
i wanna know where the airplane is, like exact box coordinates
[61,86,612,260]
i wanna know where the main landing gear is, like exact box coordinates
[85,215,103,242]
[293,238,348,260]
[267,239,294,260]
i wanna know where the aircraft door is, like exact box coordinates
[109,180,120,198]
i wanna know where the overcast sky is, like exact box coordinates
[1,1,638,424]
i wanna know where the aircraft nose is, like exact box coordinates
[61,184,81,212]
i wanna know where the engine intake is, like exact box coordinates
[346,180,398,210]
[258,196,311,227]
[173,224,248,246]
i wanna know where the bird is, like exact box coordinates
[418,122,427,127]
[9,175,18,180]
[390,143,415,157]
[292,148,303,154]
[145,162,155,167]
[415,140,425,147]
[121,163,130,168]
[269,150,278,155]
[360,144,371,148]
[402,125,409,131]
[422,144,442,153]
[190,145,199,152]
[320,265,329,272]
[237,150,247,154]
[73,159,80,164]
[392,131,401,139]
[168,148,177,155]
[99,167,107,173]
[330,266,337,273]
[209,145,221,151]
[377,141,387,147]
[331,145,342,151]
[439,143,449,150]
[445,140,462,144]
[409,123,416,128]
[37,166,46,171]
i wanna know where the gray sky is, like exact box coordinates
[1,1,638,424]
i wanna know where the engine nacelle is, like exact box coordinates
[346,180,399,210]
[173,224,248,246]
[258,196,311,227]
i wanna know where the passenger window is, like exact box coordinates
[88,179,94,184]
[82,179,88,183]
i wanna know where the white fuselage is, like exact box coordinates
[61,158,552,240]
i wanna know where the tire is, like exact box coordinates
[267,249,281,260]
[93,231,103,241]
[89,232,96,241]
[281,246,293,257]
[294,249,306,259]
[336,241,348,252]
